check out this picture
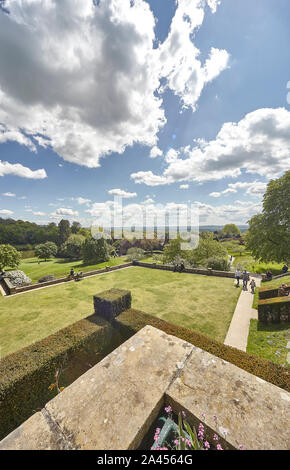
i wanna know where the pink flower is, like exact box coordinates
[213,434,219,441]
[165,405,172,413]
[204,441,210,450]
[216,444,223,450]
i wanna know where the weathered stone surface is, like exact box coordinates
[44,325,193,450]
[166,347,290,450]
[0,411,70,450]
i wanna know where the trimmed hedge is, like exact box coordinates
[258,297,290,324]
[94,288,132,321]
[113,308,290,392]
[0,314,122,441]
[259,283,290,300]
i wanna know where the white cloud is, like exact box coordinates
[33,211,46,216]
[51,208,79,218]
[131,108,290,186]
[149,146,163,158]
[0,0,227,167]
[0,209,13,216]
[75,197,91,205]
[209,181,268,198]
[180,184,189,189]
[0,160,47,179]
[2,192,16,197]
[107,189,137,199]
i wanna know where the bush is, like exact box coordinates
[206,257,230,271]
[6,270,31,287]
[38,275,56,283]
[126,247,145,261]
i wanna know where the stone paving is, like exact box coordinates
[224,275,261,351]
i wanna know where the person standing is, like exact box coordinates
[250,278,256,294]
[242,270,249,290]
[235,269,242,287]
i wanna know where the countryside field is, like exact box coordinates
[0,266,241,358]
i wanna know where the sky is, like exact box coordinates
[0,0,289,228]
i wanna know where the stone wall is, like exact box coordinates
[134,261,236,278]
[259,283,290,300]
[1,325,289,450]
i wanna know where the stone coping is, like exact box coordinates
[1,325,289,450]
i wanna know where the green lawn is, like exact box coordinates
[0,267,241,358]
[17,256,128,283]
[247,320,290,365]
[232,252,284,276]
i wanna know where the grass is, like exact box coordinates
[0,267,241,358]
[232,252,284,275]
[260,275,290,289]
[16,256,128,283]
[247,320,290,365]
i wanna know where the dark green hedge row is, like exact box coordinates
[113,308,290,392]
[0,314,122,441]
[258,297,290,324]
[94,288,132,321]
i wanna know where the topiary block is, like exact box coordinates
[94,289,132,321]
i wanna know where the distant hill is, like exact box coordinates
[199,225,248,233]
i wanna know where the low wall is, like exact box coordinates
[3,262,132,295]
[1,325,289,450]
[261,272,290,283]
[259,283,290,300]
[134,261,235,278]
[258,297,290,324]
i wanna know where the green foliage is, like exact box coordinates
[0,244,21,270]
[163,235,187,264]
[81,237,110,264]
[61,234,85,260]
[222,224,241,237]
[188,232,228,265]
[57,219,71,248]
[205,257,230,271]
[35,242,57,261]
[71,221,81,234]
[246,171,290,264]
[126,247,145,261]
[0,218,59,247]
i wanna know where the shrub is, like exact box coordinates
[126,247,145,261]
[6,270,31,287]
[206,257,230,271]
[38,274,56,283]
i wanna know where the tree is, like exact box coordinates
[126,247,145,261]
[0,244,21,270]
[163,235,186,264]
[221,224,241,237]
[81,237,110,264]
[62,234,85,260]
[57,219,71,248]
[71,221,81,234]
[188,232,228,265]
[245,171,290,264]
[35,242,57,261]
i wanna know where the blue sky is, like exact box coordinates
[0,0,289,227]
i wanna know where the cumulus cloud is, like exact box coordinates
[0,209,13,216]
[0,0,227,167]
[131,108,290,186]
[209,181,268,198]
[107,188,137,198]
[149,146,163,158]
[0,160,47,179]
[180,184,189,189]
[51,207,79,218]
[2,192,16,197]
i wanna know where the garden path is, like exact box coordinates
[224,275,261,351]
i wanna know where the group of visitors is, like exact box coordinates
[282,264,288,274]
[278,283,289,297]
[69,268,83,281]
[173,262,185,273]
[235,269,256,293]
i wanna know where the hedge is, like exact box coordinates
[0,314,122,441]
[113,308,290,392]
[258,296,290,324]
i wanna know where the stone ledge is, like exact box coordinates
[1,325,289,450]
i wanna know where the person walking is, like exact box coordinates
[250,278,256,294]
[242,270,249,291]
[235,269,242,287]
